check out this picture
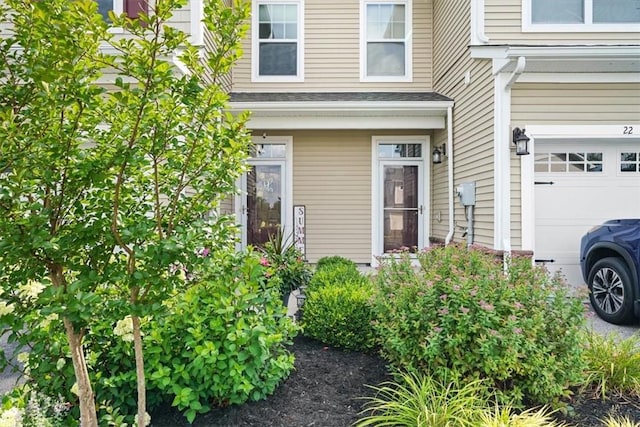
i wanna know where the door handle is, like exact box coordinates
[419,205,423,214]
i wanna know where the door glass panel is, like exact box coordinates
[383,165,418,252]
[247,165,282,247]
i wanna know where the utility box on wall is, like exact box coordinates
[457,181,476,206]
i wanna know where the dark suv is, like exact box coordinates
[580,219,640,324]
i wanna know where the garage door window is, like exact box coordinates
[620,152,640,173]
[535,152,603,173]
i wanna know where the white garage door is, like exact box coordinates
[534,141,640,288]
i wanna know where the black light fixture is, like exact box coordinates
[432,144,446,164]
[512,127,530,156]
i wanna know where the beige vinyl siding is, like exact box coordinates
[251,129,428,264]
[232,0,432,92]
[219,196,234,216]
[485,0,640,44]
[433,0,496,247]
[430,129,449,240]
[512,83,640,124]
[510,153,522,248]
[291,130,372,264]
[202,27,233,90]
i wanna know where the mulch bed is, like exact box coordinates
[150,335,640,427]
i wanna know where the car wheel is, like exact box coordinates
[588,257,635,325]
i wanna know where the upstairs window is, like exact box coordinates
[361,0,412,81]
[96,0,148,23]
[525,0,640,31]
[252,0,304,82]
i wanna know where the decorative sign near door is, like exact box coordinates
[293,205,306,257]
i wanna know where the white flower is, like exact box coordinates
[39,313,58,329]
[16,352,29,365]
[0,301,15,316]
[17,280,45,302]
[113,316,134,342]
[0,407,23,427]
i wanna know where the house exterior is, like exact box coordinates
[4,1,636,285]
[226,0,640,286]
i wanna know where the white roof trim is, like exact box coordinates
[229,100,453,113]
[228,100,452,129]
[471,45,640,59]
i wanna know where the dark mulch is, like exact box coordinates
[150,335,640,427]
[150,336,389,427]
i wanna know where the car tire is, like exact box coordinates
[588,257,635,325]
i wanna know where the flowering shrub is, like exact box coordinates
[260,231,311,300]
[0,389,71,427]
[372,244,586,406]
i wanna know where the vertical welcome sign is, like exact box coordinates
[293,205,306,258]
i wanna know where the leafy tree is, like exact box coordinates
[0,0,250,425]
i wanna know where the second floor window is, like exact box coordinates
[361,0,412,81]
[96,0,147,23]
[252,0,303,81]
[528,0,640,28]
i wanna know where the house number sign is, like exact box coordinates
[293,205,306,258]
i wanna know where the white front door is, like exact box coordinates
[373,137,428,259]
[534,141,640,286]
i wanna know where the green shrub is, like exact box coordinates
[308,263,367,292]
[302,281,376,351]
[355,371,489,427]
[145,250,299,423]
[582,332,640,399]
[372,244,587,406]
[315,256,357,272]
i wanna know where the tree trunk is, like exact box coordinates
[132,315,147,427]
[63,317,98,427]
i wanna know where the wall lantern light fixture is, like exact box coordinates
[432,144,446,164]
[512,127,530,156]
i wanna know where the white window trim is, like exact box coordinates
[190,0,204,46]
[251,0,305,83]
[360,0,413,83]
[522,0,640,32]
[235,136,294,250]
[370,135,429,266]
[103,0,126,34]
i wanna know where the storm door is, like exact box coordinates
[375,140,425,255]
[238,141,289,248]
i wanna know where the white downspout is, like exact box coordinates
[470,0,489,45]
[445,106,455,245]
[493,56,526,254]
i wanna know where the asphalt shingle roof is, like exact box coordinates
[229,92,452,103]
